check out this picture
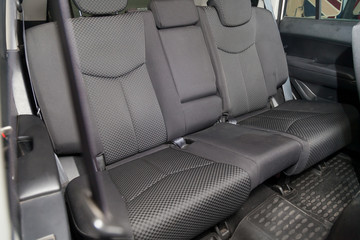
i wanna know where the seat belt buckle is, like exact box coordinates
[172,137,186,149]
[215,221,231,240]
[269,97,279,108]
[219,113,229,123]
[228,119,237,125]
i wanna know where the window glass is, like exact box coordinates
[285,0,360,20]
[321,0,360,19]
[285,0,313,17]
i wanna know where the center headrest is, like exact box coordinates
[208,0,252,27]
[149,0,199,29]
[73,0,128,15]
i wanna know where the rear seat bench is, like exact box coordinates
[147,0,303,188]
[25,0,358,238]
[198,0,358,175]
[26,2,252,239]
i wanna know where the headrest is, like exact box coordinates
[208,0,252,27]
[149,0,199,29]
[73,0,128,15]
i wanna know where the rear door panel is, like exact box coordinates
[279,16,359,107]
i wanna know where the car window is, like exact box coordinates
[285,0,360,20]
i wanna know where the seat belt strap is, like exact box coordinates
[54,154,69,188]
[22,10,43,119]
[282,77,294,101]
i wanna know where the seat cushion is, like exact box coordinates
[237,100,358,174]
[187,123,302,188]
[108,147,251,239]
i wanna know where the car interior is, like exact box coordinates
[1,0,360,239]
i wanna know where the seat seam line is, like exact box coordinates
[82,62,145,79]
[217,41,255,54]
[119,79,141,154]
[284,113,334,132]
[127,161,215,202]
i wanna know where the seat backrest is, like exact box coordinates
[148,0,223,136]
[26,23,105,157]
[199,0,289,118]
[26,1,168,165]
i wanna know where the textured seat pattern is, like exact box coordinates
[67,9,252,239]
[109,148,251,239]
[201,6,288,117]
[147,5,223,136]
[238,101,356,173]
[200,0,358,174]
[188,123,302,187]
[71,13,167,164]
[147,0,305,189]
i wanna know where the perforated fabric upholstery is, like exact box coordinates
[71,13,167,164]
[201,7,288,116]
[109,147,251,240]
[26,23,104,156]
[72,14,145,78]
[73,0,127,15]
[28,9,254,239]
[147,0,309,186]
[200,4,358,174]
[147,3,223,136]
[238,100,358,174]
[188,123,302,188]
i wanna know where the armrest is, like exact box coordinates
[287,55,355,89]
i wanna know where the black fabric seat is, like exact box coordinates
[26,2,251,239]
[238,100,358,174]
[199,0,359,174]
[187,123,302,187]
[24,0,358,237]
[147,0,303,189]
[107,147,249,239]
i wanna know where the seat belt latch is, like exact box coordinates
[228,119,237,125]
[172,137,186,149]
[219,113,237,125]
[215,221,231,240]
[219,113,229,123]
[270,97,279,108]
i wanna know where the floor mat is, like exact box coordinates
[232,195,330,240]
[287,153,360,223]
[231,153,360,240]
